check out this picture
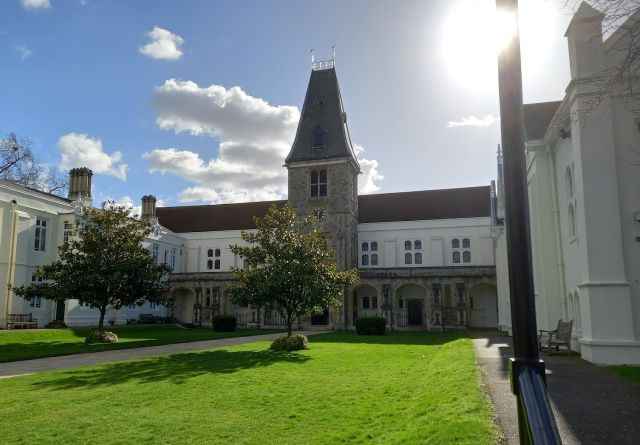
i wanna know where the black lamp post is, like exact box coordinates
[495,0,562,443]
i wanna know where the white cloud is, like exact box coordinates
[447,114,497,128]
[21,0,50,10]
[354,145,383,194]
[58,132,128,180]
[139,27,184,61]
[15,45,32,61]
[145,79,383,204]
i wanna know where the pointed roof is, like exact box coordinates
[285,66,359,168]
[565,1,604,36]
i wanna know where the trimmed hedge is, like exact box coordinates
[270,334,309,351]
[212,315,237,332]
[355,316,386,335]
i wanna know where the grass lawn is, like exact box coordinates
[611,365,640,384]
[0,332,498,444]
[0,325,281,363]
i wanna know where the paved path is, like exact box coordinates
[473,333,640,445]
[0,331,321,379]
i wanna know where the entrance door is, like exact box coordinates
[55,300,66,321]
[407,300,423,326]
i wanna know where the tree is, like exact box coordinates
[229,205,359,337]
[13,202,170,334]
[1,133,66,195]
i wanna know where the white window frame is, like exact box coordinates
[34,217,47,252]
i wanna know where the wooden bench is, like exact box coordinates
[539,319,573,352]
[7,313,38,329]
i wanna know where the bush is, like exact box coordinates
[85,330,119,344]
[45,320,67,329]
[270,334,309,351]
[212,315,237,332]
[356,316,386,335]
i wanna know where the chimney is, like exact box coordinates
[141,195,157,222]
[565,2,605,81]
[68,167,93,208]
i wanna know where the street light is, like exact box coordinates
[494,0,562,443]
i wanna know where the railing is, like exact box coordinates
[312,59,335,71]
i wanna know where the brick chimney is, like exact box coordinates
[68,167,93,208]
[141,195,157,223]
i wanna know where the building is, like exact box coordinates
[1,59,498,330]
[495,3,640,364]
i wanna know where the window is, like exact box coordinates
[30,275,43,308]
[463,251,471,263]
[313,208,326,221]
[163,249,168,265]
[152,244,159,262]
[566,166,574,198]
[215,248,221,257]
[456,283,465,304]
[414,252,422,265]
[312,125,327,149]
[452,251,461,264]
[451,238,460,249]
[207,249,213,257]
[568,203,576,238]
[362,254,369,266]
[34,218,47,251]
[414,240,422,250]
[63,221,73,243]
[404,252,412,264]
[170,248,176,270]
[361,242,369,252]
[205,288,211,307]
[370,241,378,251]
[310,169,328,198]
[371,296,378,309]
[462,238,470,249]
[451,238,468,265]
[371,253,378,266]
[362,296,370,309]
[207,259,213,270]
[404,240,412,251]
[214,259,221,270]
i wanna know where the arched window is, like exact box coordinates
[215,248,221,257]
[370,241,378,251]
[214,259,221,270]
[319,170,327,196]
[463,251,471,263]
[361,242,369,252]
[405,252,412,264]
[462,238,470,249]
[371,253,379,266]
[310,170,319,197]
[566,166,574,198]
[414,252,422,264]
[568,203,576,238]
[452,251,461,264]
[414,240,422,250]
[362,254,369,266]
[207,249,213,258]
[452,238,460,249]
[404,240,412,251]
[207,259,213,270]
[312,125,326,149]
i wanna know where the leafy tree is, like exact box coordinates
[1,133,66,195]
[13,202,170,333]
[229,205,359,337]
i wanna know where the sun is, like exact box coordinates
[441,0,556,91]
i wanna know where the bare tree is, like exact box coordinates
[0,133,67,195]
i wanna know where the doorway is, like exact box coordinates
[407,299,423,326]
[55,300,65,321]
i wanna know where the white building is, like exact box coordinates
[495,3,640,365]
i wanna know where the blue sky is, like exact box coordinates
[1,0,574,209]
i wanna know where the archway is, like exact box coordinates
[353,284,379,324]
[396,283,427,328]
[468,283,498,328]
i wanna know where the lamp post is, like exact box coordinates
[495,0,561,443]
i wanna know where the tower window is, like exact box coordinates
[311,169,328,197]
[319,170,327,196]
[312,126,327,149]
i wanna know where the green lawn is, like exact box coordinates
[0,325,280,362]
[0,332,498,444]
[611,365,640,384]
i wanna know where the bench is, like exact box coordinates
[7,313,38,329]
[539,319,573,352]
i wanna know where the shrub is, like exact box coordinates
[85,330,119,344]
[45,320,67,329]
[270,334,309,351]
[212,315,237,332]
[356,316,386,335]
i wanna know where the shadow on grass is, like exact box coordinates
[309,330,468,346]
[31,348,310,390]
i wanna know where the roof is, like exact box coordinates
[156,200,286,233]
[156,186,491,233]
[523,101,562,141]
[285,67,358,165]
[0,180,72,203]
[358,186,491,223]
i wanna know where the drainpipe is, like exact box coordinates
[4,200,19,328]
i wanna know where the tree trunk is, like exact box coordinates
[286,313,293,337]
[98,306,106,332]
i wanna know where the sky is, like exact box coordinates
[0,0,578,211]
